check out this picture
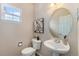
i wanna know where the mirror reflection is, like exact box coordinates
[49,8,73,38]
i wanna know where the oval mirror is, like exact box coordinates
[49,8,73,39]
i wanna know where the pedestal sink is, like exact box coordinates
[44,38,70,56]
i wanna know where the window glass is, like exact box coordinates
[1,4,21,22]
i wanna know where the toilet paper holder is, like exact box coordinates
[18,41,23,47]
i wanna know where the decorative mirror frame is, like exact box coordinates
[77,8,79,21]
[49,8,74,38]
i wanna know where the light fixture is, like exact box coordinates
[47,3,64,16]
[49,3,64,9]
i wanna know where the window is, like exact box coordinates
[1,4,21,22]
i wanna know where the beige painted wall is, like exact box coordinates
[0,3,34,56]
[77,8,79,56]
[0,3,78,56]
[34,3,78,56]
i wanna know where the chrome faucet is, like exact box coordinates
[63,35,68,45]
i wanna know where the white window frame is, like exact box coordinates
[1,4,22,23]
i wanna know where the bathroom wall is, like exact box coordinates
[0,3,78,56]
[77,7,79,55]
[34,3,78,56]
[0,3,34,55]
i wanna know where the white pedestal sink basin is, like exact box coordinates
[44,38,70,56]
